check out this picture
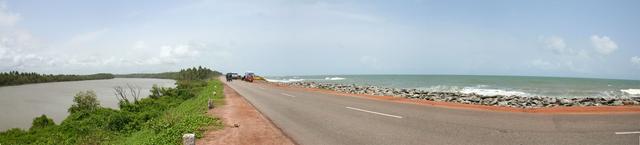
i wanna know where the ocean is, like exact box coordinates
[265,75,640,98]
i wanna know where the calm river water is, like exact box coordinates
[0,78,175,131]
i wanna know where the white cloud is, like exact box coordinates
[132,40,147,50]
[212,50,232,60]
[327,10,383,23]
[159,44,199,58]
[68,28,109,45]
[530,59,555,70]
[590,35,618,55]
[542,36,568,54]
[53,42,203,68]
[534,35,594,73]
[138,43,201,65]
[301,1,385,23]
[360,55,381,69]
[529,59,587,73]
[631,56,640,65]
[0,2,50,71]
[0,1,20,27]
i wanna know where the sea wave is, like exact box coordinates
[460,88,529,96]
[324,77,346,81]
[265,78,305,83]
[415,85,531,96]
[621,89,640,95]
[417,85,462,92]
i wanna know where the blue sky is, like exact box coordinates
[0,0,639,79]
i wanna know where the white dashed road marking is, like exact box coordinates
[614,131,640,144]
[281,93,296,98]
[615,131,640,135]
[346,107,403,119]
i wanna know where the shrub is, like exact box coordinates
[150,84,162,99]
[107,112,134,132]
[30,114,55,131]
[150,84,178,99]
[68,91,100,114]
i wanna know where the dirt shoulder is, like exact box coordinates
[256,81,640,115]
[197,81,295,145]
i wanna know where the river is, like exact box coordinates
[0,78,176,131]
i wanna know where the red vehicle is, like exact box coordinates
[243,72,255,82]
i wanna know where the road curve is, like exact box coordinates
[225,81,640,145]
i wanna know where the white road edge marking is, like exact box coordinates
[615,131,640,135]
[281,93,296,98]
[345,107,403,119]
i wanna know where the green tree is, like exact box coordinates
[0,71,114,87]
[30,114,55,131]
[68,91,101,113]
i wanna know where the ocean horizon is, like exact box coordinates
[265,74,640,98]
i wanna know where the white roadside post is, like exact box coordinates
[209,91,216,109]
[183,133,195,145]
[208,98,214,109]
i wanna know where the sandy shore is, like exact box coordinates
[257,81,640,114]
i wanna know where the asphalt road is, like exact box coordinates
[225,81,640,145]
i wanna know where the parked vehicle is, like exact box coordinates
[230,73,241,79]
[243,72,255,82]
[225,73,236,82]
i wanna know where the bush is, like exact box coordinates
[150,84,178,99]
[68,91,100,114]
[30,114,55,131]
[150,84,162,99]
[107,112,134,132]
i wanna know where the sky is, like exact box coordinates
[0,0,639,80]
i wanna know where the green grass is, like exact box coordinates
[0,78,225,145]
[116,79,225,144]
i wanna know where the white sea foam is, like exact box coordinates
[621,89,640,95]
[460,88,529,96]
[417,85,530,96]
[418,85,462,92]
[324,77,346,80]
[265,78,305,83]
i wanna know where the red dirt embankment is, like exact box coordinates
[257,82,640,115]
[197,83,295,145]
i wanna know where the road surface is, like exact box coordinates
[225,81,640,145]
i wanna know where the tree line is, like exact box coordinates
[114,66,221,80]
[177,66,221,81]
[0,71,114,86]
[115,72,179,79]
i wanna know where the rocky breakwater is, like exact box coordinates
[280,81,640,108]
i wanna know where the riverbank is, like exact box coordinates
[267,81,640,113]
[0,78,176,131]
[0,67,222,145]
